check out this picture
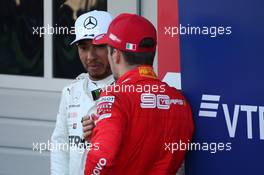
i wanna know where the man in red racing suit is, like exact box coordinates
[84,13,194,175]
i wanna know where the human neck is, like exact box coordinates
[118,64,138,78]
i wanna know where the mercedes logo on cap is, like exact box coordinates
[83,16,97,30]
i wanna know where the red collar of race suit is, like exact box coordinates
[117,65,157,84]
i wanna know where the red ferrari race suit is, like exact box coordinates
[85,66,194,175]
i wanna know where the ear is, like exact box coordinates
[113,49,121,64]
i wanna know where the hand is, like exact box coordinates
[82,114,96,141]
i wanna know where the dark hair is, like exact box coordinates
[109,38,156,66]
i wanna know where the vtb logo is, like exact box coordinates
[198,94,264,140]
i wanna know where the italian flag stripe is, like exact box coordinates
[126,43,136,50]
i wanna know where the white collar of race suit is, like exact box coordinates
[83,74,115,100]
[89,74,114,89]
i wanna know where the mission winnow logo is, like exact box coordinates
[198,94,264,140]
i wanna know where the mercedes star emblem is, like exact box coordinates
[83,16,97,30]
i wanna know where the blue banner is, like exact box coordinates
[179,0,264,174]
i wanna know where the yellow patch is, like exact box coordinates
[138,67,157,79]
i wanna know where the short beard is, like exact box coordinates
[88,64,112,80]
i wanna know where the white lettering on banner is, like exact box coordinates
[223,105,260,139]
[222,104,240,138]
[199,94,264,140]
[240,105,258,139]
[259,107,264,140]
[199,94,221,117]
